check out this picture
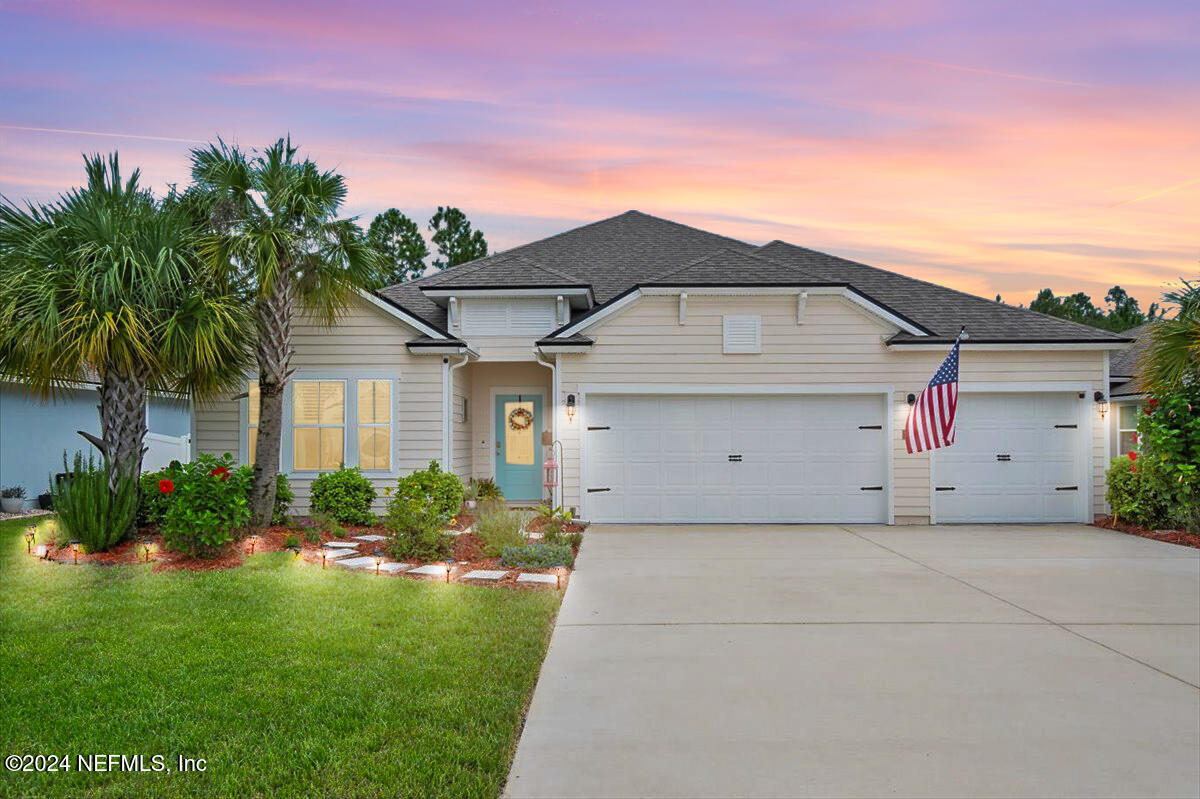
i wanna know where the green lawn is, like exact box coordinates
[0,517,562,798]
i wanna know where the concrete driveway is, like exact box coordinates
[506,524,1200,798]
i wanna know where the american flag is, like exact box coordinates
[904,334,961,454]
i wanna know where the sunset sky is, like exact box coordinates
[1,0,1196,310]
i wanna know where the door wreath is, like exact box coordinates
[508,407,534,431]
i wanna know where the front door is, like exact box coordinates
[495,394,543,500]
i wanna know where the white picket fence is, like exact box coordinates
[143,433,191,472]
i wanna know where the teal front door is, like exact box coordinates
[495,394,543,500]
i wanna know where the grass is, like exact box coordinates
[0,517,562,798]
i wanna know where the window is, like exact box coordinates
[293,381,345,471]
[357,380,391,471]
[247,381,259,463]
[723,315,762,353]
[1117,403,1141,454]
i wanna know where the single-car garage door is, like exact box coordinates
[582,394,888,523]
[933,392,1087,523]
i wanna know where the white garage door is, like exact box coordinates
[582,394,888,523]
[933,392,1087,523]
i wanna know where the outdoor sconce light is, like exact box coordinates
[24,526,36,554]
[69,540,80,565]
[565,394,576,422]
[443,559,454,583]
[906,393,916,405]
[141,537,153,563]
[247,533,260,555]
[1094,391,1109,419]
[374,549,384,575]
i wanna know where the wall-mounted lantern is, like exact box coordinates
[565,394,576,422]
[906,393,917,405]
[1094,391,1109,419]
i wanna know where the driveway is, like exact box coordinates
[505,524,1200,798]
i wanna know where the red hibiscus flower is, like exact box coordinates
[158,479,174,494]
[1147,398,1159,407]
[1144,407,1153,415]
[1131,465,1137,474]
[210,466,231,481]
[1128,451,1138,462]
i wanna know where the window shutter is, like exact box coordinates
[723,315,762,353]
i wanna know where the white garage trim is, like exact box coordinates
[578,384,895,524]
[929,387,1093,524]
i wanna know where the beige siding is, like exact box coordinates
[451,362,471,477]
[193,295,444,513]
[556,294,1108,522]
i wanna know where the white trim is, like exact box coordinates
[406,345,475,356]
[576,384,894,523]
[356,289,448,339]
[958,381,1092,393]
[796,291,807,325]
[678,292,687,325]
[890,342,1126,351]
[1102,349,1111,513]
[441,358,450,468]
[423,286,591,300]
[488,386,548,499]
[446,354,470,472]
[838,290,926,336]
[554,289,643,337]
[534,351,559,508]
[536,344,593,354]
[576,382,896,395]
[640,286,832,296]
[448,297,460,332]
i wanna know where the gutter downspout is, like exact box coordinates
[444,352,470,472]
[534,348,559,507]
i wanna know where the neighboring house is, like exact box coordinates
[0,377,192,510]
[1107,321,1157,458]
[194,211,1131,524]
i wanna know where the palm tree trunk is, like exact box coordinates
[96,366,149,491]
[248,266,295,527]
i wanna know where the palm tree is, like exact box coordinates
[0,153,252,488]
[1142,279,1199,392]
[189,138,380,526]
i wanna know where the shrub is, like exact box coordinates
[476,505,530,557]
[273,473,294,525]
[393,461,464,519]
[472,477,503,501]
[1135,390,1200,532]
[461,476,479,503]
[137,462,183,527]
[283,533,301,549]
[310,466,377,526]
[1106,455,1174,530]
[383,495,451,561]
[52,453,138,553]
[500,542,574,568]
[161,454,253,558]
[1,485,26,499]
[309,510,347,539]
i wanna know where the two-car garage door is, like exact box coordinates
[581,391,1089,524]
[583,394,889,523]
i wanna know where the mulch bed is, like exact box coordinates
[525,516,587,534]
[26,511,585,589]
[1093,516,1200,549]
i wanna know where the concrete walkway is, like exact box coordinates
[506,524,1200,798]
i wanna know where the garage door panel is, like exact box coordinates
[584,393,888,523]
[935,392,1086,523]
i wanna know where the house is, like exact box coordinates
[194,211,1131,524]
[1107,321,1157,458]
[0,376,192,510]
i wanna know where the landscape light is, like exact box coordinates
[443,559,453,583]
[69,540,79,564]
[374,549,384,575]
[24,526,36,553]
[290,545,302,561]
[555,566,567,590]
[141,537,153,563]
[321,551,327,569]
[247,533,260,555]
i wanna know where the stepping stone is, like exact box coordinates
[325,540,359,548]
[406,564,449,577]
[461,569,507,581]
[334,556,378,569]
[321,548,357,560]
[353,534,388,542]
[377,562,410,573]
[517,573,559,585]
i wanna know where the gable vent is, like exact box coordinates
[723,315,762,354]
[460,298,557,337]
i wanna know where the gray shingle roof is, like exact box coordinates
[375,210,1130,345]
[1108,321,1158,379]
